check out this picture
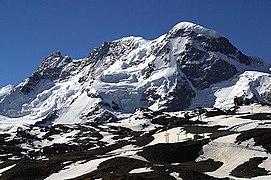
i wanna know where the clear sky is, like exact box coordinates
[0,0,271,88]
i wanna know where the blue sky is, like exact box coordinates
[0,0,271,87]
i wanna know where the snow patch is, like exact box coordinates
[0,164,16,176]
[129,167,153,174]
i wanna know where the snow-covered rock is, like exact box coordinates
[0,85,13,101]
[0,21,270,131]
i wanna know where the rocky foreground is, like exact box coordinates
[0,103,271,180]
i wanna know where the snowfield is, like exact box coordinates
[197,134,270,178]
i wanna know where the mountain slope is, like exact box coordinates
[0,22,271,180]
[0,22,271,131]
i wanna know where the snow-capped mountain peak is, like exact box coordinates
[169,21,222,38]
[1,22,271,180]
[0,22,270,132]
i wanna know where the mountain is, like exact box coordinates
[0,22,270,131]
[0,22,271,180]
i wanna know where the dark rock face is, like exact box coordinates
[143,76,195,111]
[20,51,75,94]
[37,51,63,78]
[85,42,113,76]
[144,63,155,79]
[178,46,238,90]
[143,87,161,106]
[34,110,58,126]
[20,72,42,94]
[261,86,271,104]
[86,39,140,77]
[166,26,254,90]
[169,27,251,66]
[111,101,120,110]
[93,110,118,124]
[80,105,118,124]
[87,42,111,61]
[165,78,196,111]
[199,36,251,65]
